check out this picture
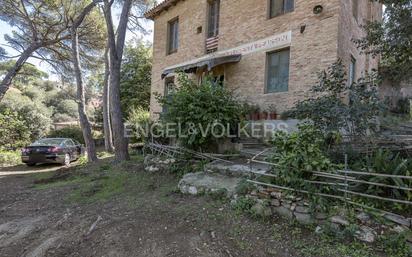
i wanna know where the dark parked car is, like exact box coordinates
[21,138,83,167]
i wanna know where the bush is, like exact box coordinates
[47,126,84,144]
[0,108,31,149]
[1,89,52,141]
[269,123,335,189]
[351,149,412,212]
[0,150,21,167]
[157,73,245,150]
[289,61,384,143]
[127,106,150,143]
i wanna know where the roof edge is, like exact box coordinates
[144,0,183,20]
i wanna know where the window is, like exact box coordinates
[163,77,176,113]
[269,0,294,18]
[208,0,220,38]
[167,18,179,54]
[349,56,356,85]
[64,140,75,147]
[266,49,290,93]
[352,0,358,21]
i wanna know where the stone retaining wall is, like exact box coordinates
[246,185,412,248]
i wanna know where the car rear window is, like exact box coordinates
[30,139,65,146]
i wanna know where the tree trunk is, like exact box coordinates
[109,58,129,161]
[71,28,98,162]
[0,45,38,101]
[103,46,114,153]
[103,0,133,162]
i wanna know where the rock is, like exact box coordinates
[272,206,293,219]
[270,199,281,207]
[356,212,371,224]
[290,203,297,211]
[330,216,349,226]
[281,202,291,209]
[188,186,198,195]
[270,191,282,199]
[294,212,315,225]
[251,203,272,217]
[315,212,328,220]
[295,206,310,214]
[355,226,377,243]
[384,214,410,228]
[205,162,263,177]
[178,172,242,197]
[144,154,158,166]
[159,158,176,164]
[391,225,408,234]
[315,226,323,234]
[145,165,160,172]
[257,192,271,199]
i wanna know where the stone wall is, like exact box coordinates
[337,0,382,78]
[149,0,382,117]
[246,185,412,247]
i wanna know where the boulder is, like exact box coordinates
[384,214,411,228]
[330,216,350,226]
[205,161,270,177]
[355,226,377,243]
[294,212,315,225]
[295,206,310,214]
[178,172,242,197]
[272,206,293,219]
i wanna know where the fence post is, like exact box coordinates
[344,154,349,209]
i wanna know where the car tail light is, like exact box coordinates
[49,147,61,153]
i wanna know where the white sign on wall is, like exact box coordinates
[218,30,292,57]
[164,30,292,71]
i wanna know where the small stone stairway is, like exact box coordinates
[178,157,272,198]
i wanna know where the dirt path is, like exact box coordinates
[0,161,388,257]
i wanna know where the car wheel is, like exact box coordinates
[63,153,71,167]
[26,163,36,167]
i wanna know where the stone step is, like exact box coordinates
[178,172,242,197]
[204,160,271,178]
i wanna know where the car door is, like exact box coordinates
[63,140,75,160]
[69,139,80,159]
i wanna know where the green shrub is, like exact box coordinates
[0,108,31,149]
[47,126,84,144]
[232,197,256,213]
[1,88,52,141]
[126,106,150,143]
[269,123,335,187]
[289,61,384,143]
[157,73,245,150]
[351,149,412,212]
[394,98,411,115]
[235,179,256,195]
[0,150,21,167]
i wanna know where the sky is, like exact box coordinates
[0,12,154,81]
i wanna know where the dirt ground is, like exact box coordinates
[0,159,391,257]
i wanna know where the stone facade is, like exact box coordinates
[146,0,382,118]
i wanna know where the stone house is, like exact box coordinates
[145,0,382,118]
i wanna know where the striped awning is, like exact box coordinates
[161,54,242,79]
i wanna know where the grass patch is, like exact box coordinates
[33,155,178,205]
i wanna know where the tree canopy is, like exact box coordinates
[355,0,412,81]
[120,41,152,115]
